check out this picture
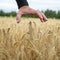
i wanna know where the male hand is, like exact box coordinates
[16,6,47,23]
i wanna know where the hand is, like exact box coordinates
[16,6,47,23]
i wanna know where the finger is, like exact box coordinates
[36,11,44,22]
[16,13,21,23]
[38,11,48,22]
[41,13,48,22]
[39,17,44,22]
[16,17,20,23]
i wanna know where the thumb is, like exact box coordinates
[16,13,22,23]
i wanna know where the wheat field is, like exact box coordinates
[0,17,60,60]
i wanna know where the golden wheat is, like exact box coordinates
[0,17,60,60]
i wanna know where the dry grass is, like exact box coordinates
[0,17,60,60]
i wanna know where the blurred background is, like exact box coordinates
[0,0,60,18]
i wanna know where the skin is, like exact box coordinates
[16,6,48,23]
